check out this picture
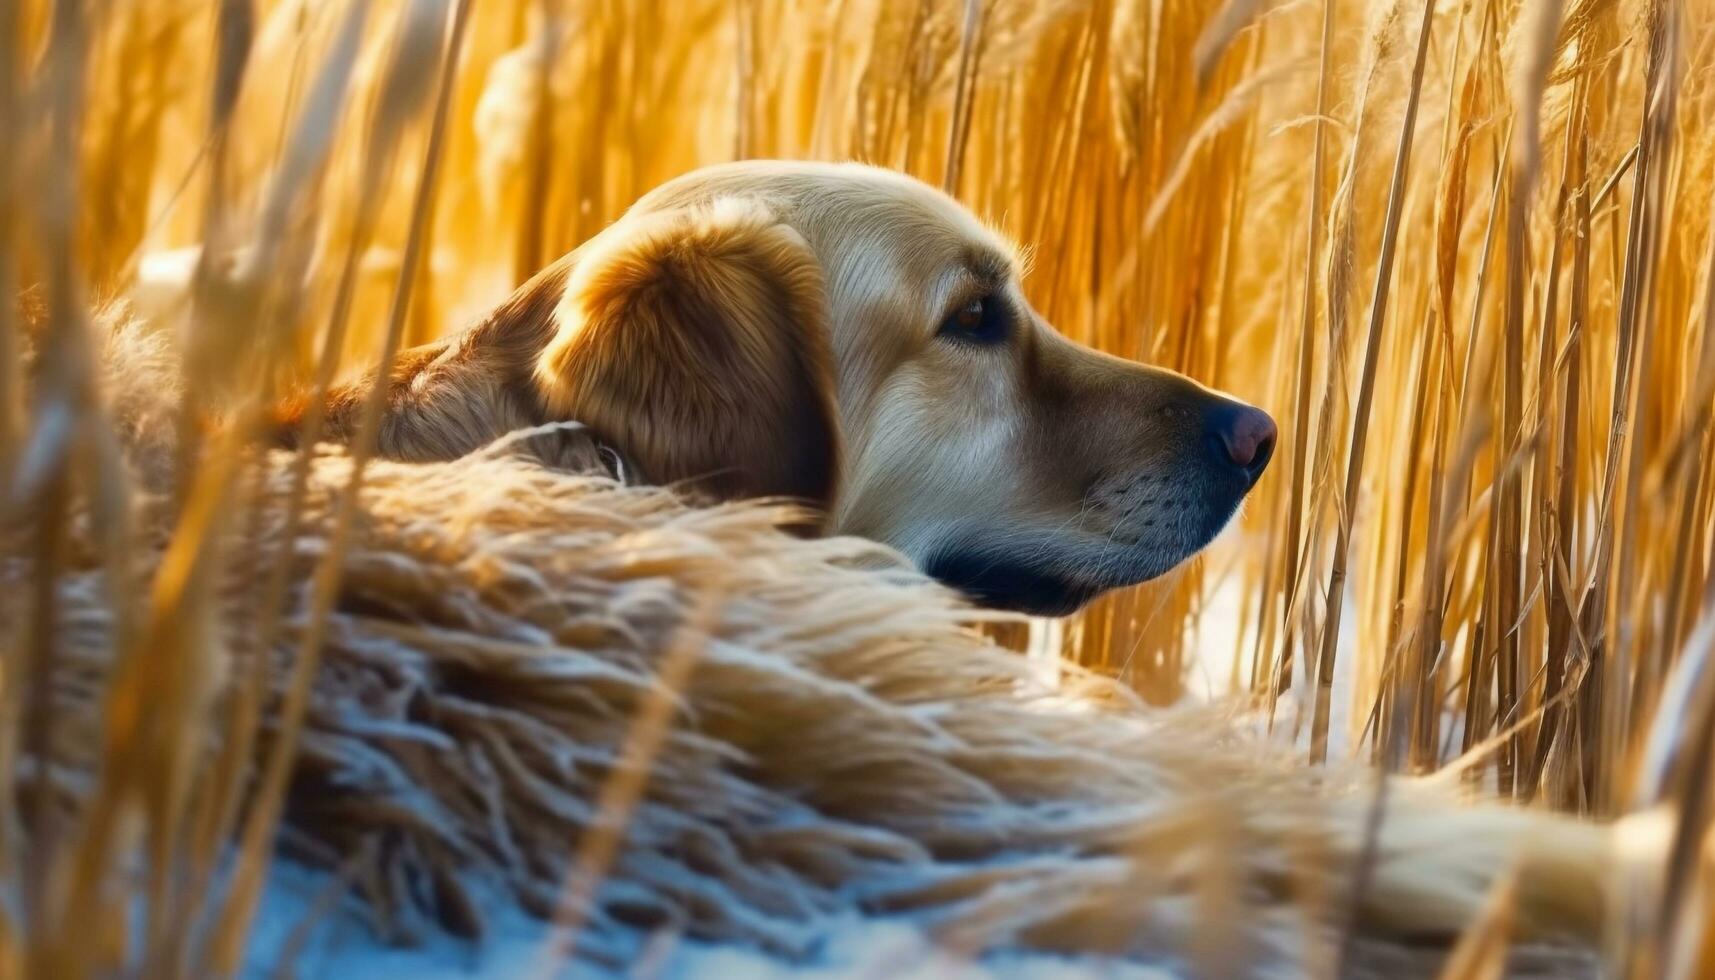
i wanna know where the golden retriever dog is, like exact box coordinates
[280,161,1276,614]
[15,183,1639,978]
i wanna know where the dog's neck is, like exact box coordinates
[272,257,576,462]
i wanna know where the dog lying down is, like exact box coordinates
[278,161,1278,617]
[15,164,1640,977]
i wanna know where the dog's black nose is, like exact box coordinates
[1209,402,1277,485]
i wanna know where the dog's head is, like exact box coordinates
[534,161,1275,615]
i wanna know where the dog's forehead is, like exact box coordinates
[635,161,1015,276]
[809,168,1008,261]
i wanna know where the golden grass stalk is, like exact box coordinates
[1265,0,1336,717]
[533,576,730,973]
[1511,0,1564,193]
[942,0,985,195]
[1574,0,1675,816]
[1521,79,1586,801]
[191,2,456,968]
[1192,0,1271,89]
[1306,0,1437,763]
[1436,869,1520,980]
[208,3,470,970]
[0,0,19,470]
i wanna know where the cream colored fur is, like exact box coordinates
[5,313,1628,978]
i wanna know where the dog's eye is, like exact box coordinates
[939,295,1008,345]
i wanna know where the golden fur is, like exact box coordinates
[157,164,1628,974]
[282,162,1279,615]
[8,315,1621,976]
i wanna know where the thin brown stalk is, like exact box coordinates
[1435,869,1520,979]
[1403,3,1479,768]
[532,576,730,974]
[1308,0,1437,764]
[1511,0,1564,192]
[1527,99,1588,802]
[187,0,447,950]
[15,2,91,971]
[1449,121,1513,763]
[1267,0,1336,713]
[1660,197,1715,661]
[0,0,19,469]
[1632,597,1715,978]
[1574,0,1675,815]
[515,2,559,284]
[942,0,984,195]
[207,2,472,970]
[734,0,756,160]
[1193,0,1271,87]
[1485,13,1565,791]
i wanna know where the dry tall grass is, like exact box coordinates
[4,0,1715,976]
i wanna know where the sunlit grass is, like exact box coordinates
[4,0,1715,975]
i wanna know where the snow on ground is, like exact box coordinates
[248,861,1177,980]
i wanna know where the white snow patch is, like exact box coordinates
[247,861,1178,980]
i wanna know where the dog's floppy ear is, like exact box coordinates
[534,197,840,510]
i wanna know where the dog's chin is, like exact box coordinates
[920,495,1247,617]
[920,549,1103,617]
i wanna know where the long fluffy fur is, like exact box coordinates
[5,315,1613,978]
[537,196,841,506]
[276,195,841,511]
